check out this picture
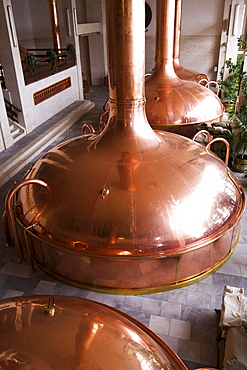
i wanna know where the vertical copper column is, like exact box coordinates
[102,0,156,150]
[173,0,208,82]
[47,0,61,51]
[155,0,177,80]
[105,0,145,120]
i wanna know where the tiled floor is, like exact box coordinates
[0,86,247,369]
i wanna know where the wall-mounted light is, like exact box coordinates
[232,3,240,36]
[73,8,78,36]
[65,8,72,37]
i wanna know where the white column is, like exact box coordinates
[0,86,13,150]
[64,0,84,100]
[217,0,246,81]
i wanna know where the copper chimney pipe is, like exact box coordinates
[173,0,208,82]
[3,0,245,294]
[47,0,61,51]
[145,0,224,138]
[105,0,149,130]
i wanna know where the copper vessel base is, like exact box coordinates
[15,221,240,295]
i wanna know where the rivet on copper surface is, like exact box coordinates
[44,297,55,316]
[100,188,110,198]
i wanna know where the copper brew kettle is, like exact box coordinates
[145,0,224,137]
[3,0,245,294]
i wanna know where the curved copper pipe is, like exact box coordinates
[205,81,220,96]
[5,179,50,262]
[206,137,230,166]
[192,130,211,144]
[81,123,95,135]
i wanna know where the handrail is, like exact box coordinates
[4,99,22,124]
[4,99,22,113]
[22,52,76,85]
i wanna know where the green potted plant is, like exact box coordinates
[232,105,247,171]
[67,43,76,62]
[46,49,58,72]
[23,53,36,76]
[218,36,247,120]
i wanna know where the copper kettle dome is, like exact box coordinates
[173,0,208,83]
[3,0,245,294]
[145,0,224,137]
[0,295,187,369]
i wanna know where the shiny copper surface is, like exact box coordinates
[3,0,245,293]
[145,0,224,136]
[48,0,61,51]
[0,295,187,369]
[173,0,208,82]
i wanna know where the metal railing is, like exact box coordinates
[4,99,21,123]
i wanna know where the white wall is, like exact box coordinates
[145,0,224,80]
[23,67,80,130]
[180,0,224,80]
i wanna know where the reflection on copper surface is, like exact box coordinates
[48,0,61,51]
[117,152,140,191]
[145,0,224,137]
[0,295,187,369]
[173,0,208,82]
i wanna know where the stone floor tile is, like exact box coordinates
[122,295,144,312]
[2,289,24,299]
[169,318,191,340]
[86,291,107,304]
[182,359,209,370]
[178,339,201,363]
[229,252,247,265]
[158,334,179,354]
[240,264,247,278]
[197,280,223,296]
[186,291,212,309]
[167,289,188,305]
[234,243,247,254]
[200,342,218,367]
[14,264,33,278]
[1,275,39,293]
[124,311,151,327]
[1,262,20,275]
[199,274,213,284]
[190,322,217,345]
[142,297,162,316]
[149,315,170,336]
[0,273,8,288]
[160,300,181,319]
[33,280,56,295]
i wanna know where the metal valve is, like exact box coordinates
[44,297,55,316]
